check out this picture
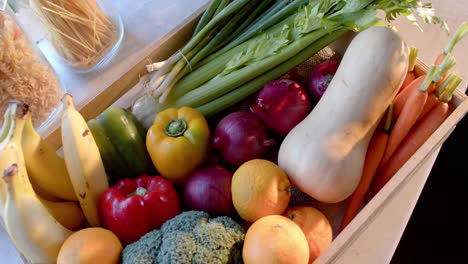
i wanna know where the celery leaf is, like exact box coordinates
[222,25,292,75]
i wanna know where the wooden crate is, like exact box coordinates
[13,4,468,263]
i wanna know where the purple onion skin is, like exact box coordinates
[250,79,311,136]
[213,111,274,168]
[183,165,236,217]
[307,60,340,101]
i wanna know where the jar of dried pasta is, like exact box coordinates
[26,0,124,73]
[0,8,64,131]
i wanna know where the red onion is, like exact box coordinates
[250,79,311,136]
[213,111,274,167]
[183,165,236,217]
[307,59,340,101]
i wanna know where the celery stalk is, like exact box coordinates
[173,29,331,108]
[168,15,298,100]
[197,29,348,117]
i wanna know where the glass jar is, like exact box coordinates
[12,0,124,74]
[0,7,65,132]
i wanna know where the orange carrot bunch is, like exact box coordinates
[370,73,462,195]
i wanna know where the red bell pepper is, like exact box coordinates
[100,175,181,244]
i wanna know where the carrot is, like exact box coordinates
[392,74,427,120]
[433,53,446,65]
[339,104,394,232]
[370,75,462,197]
[418,92,439,121]
[398,47,419,94]
[400,72,416,94]
[391,52,456,121]
[378,66,438,169]
[419,72,458,120]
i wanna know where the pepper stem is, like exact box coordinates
[127,187,148,197]
[165,119,188,137]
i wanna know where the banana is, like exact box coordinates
[22,113,77,201]
[32,182,65,202]
[1,101,74,264]
[60,93,109,227]
[0,102,17,217]
[39,197,86,231]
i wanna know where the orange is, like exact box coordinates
[231,159,291,222]
[243,215,309,264]
[57,227,122,264]
[284,206,333,263]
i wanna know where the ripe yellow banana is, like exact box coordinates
[32,182,65,202]
[61,93,109,227]
[1,101,74,264]
[39,196,86,231]
[22,114,77,201]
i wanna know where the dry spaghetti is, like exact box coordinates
[0,11,62,127]
[30,0,116,70]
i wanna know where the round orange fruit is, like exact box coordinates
[57,227,122,264]
[243,214,309,264]
[284,206,333,263]
[231,159,291,222]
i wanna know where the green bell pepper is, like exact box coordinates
[88,106,155,183]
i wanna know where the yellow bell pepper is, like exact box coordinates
[146,107,211,184]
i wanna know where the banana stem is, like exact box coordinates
[61,93,76,109]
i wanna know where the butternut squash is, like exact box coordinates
[278,26,409,203]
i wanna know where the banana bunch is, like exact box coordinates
[60,94,109,227]
[13,100,86,231]
[0,94,112,262]
[0,101,76,263]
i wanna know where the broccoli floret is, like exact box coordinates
[122,229,163,264]
[161,211,209,233]
[209,216,245,242]
[156,231,196,264]
[122,211,245,264]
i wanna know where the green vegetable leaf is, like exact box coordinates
[222,24,292,75]
[332,0,374,16]
[334,8,381,32]
[294,0,338,36]
[374,0,449,34]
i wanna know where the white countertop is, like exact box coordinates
[1,0,467,263]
